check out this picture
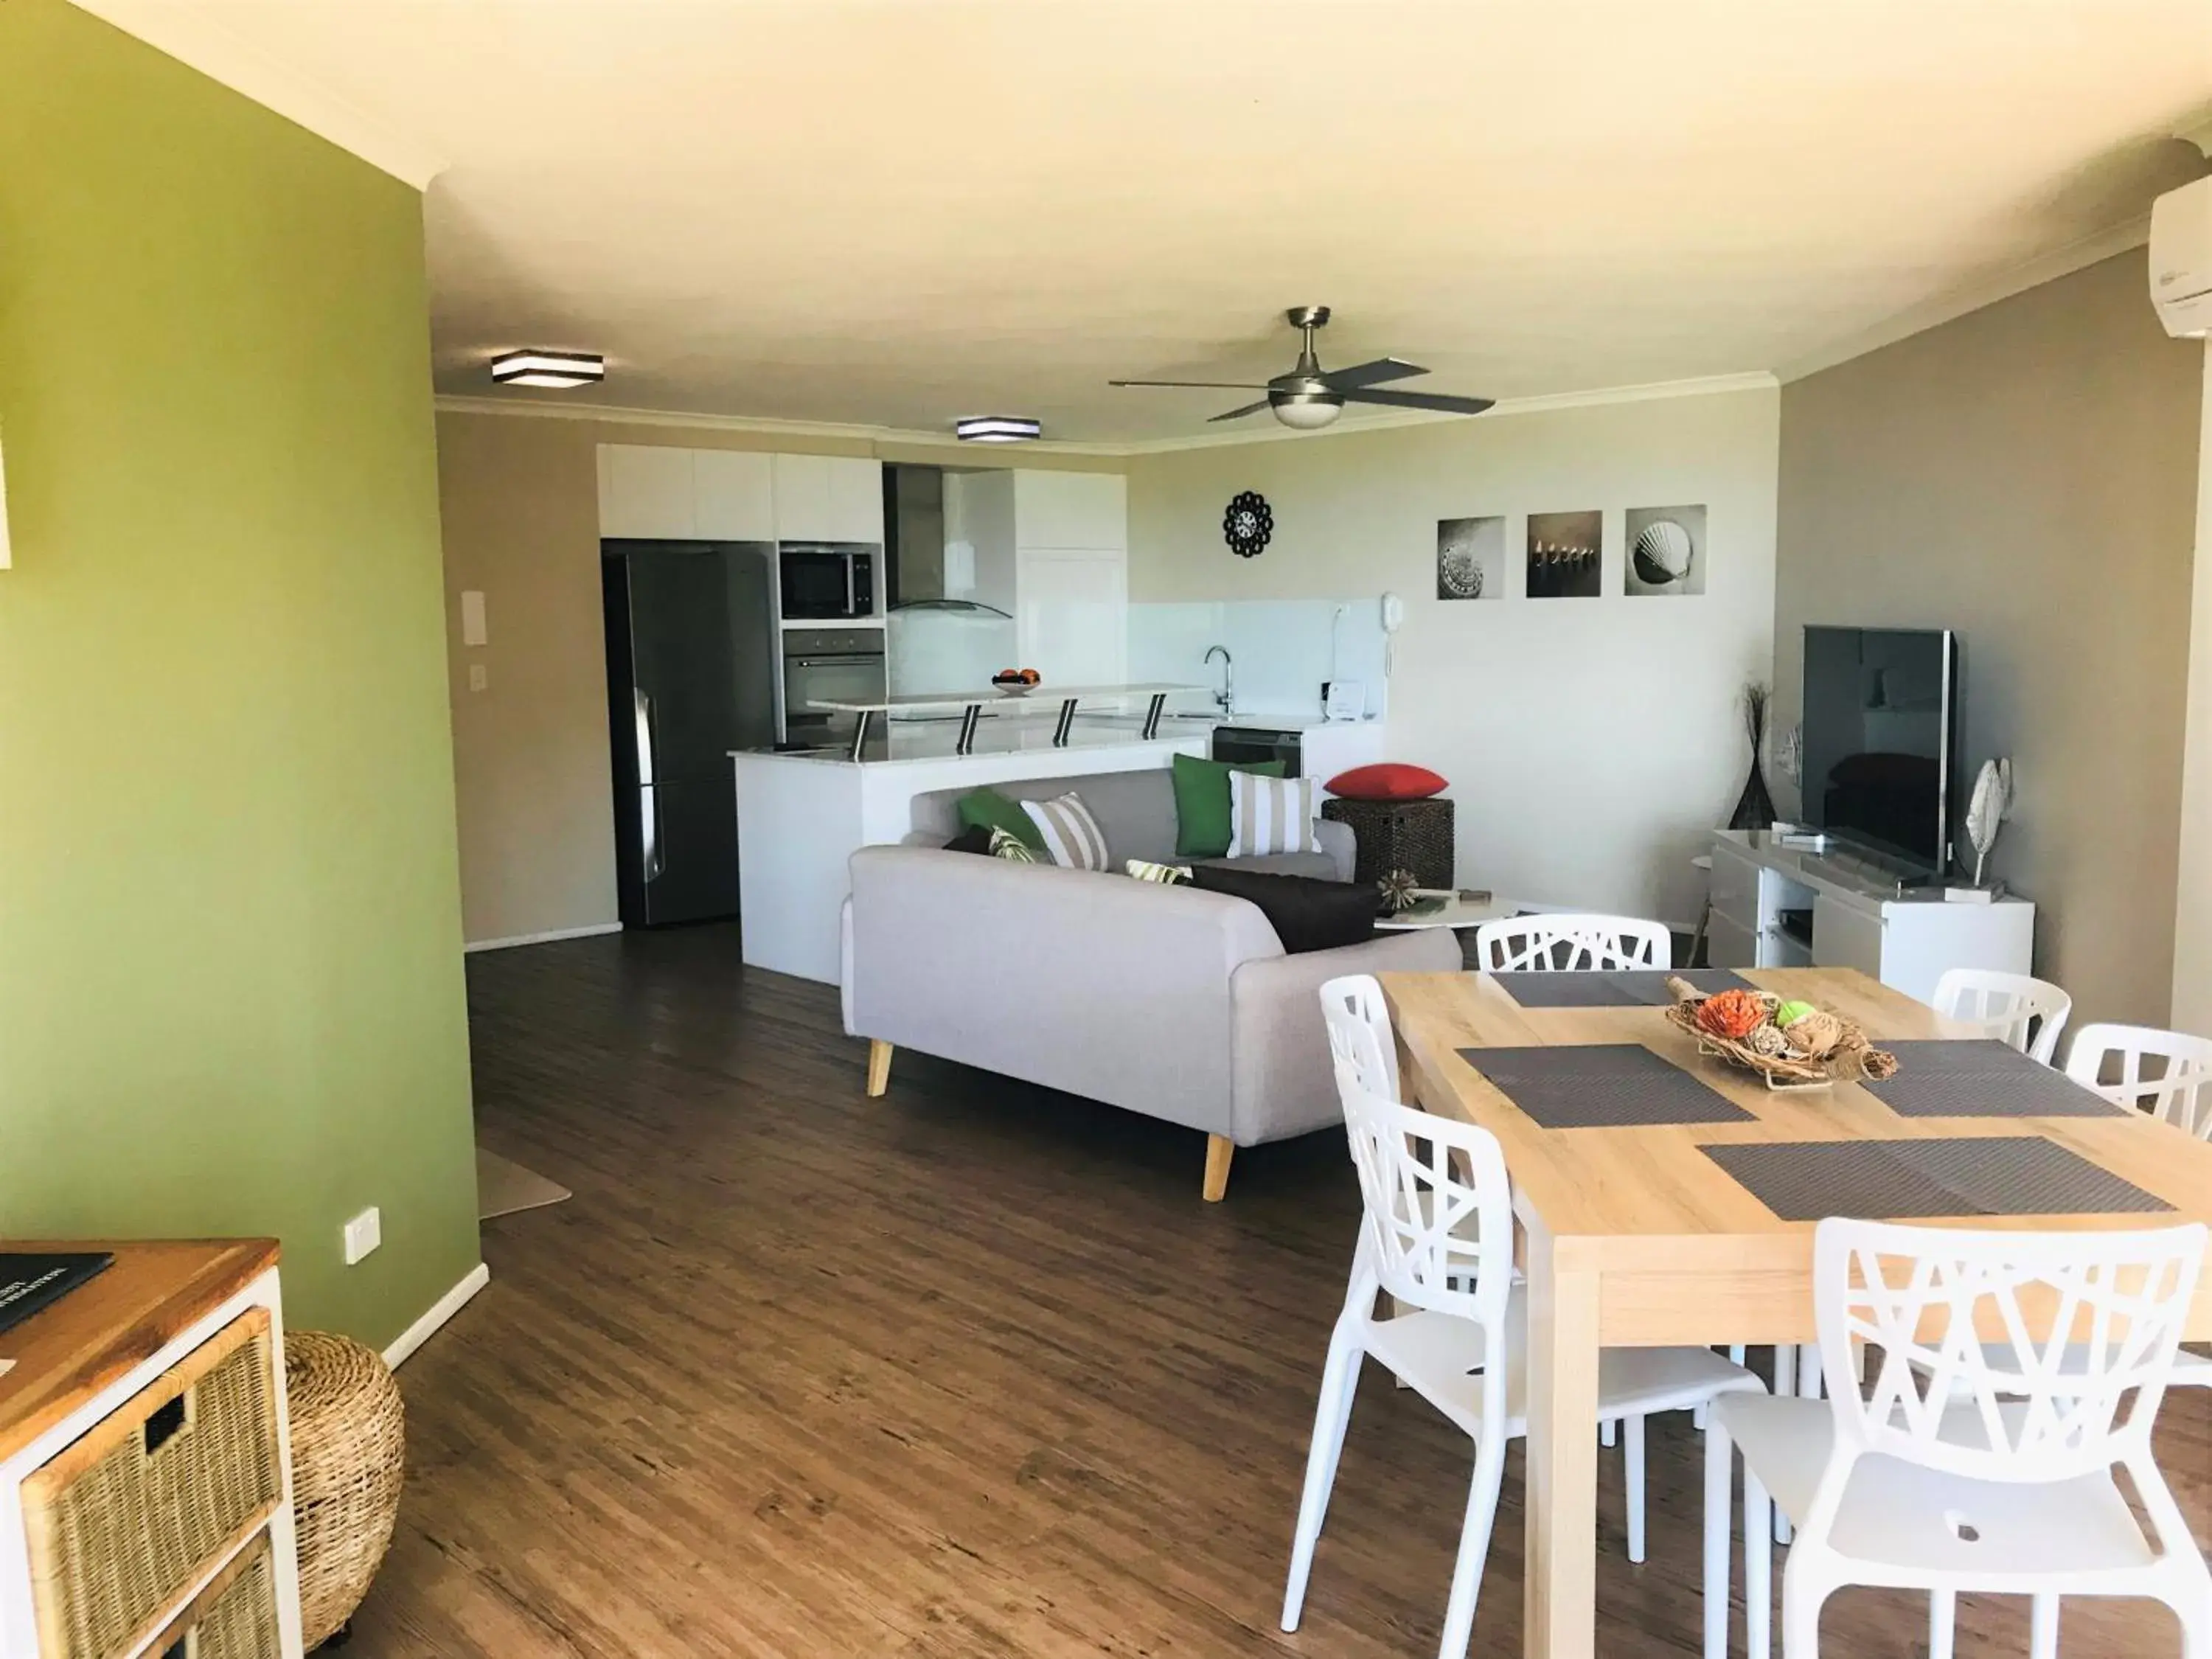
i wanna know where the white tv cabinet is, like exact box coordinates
[1706,830,2034,1006]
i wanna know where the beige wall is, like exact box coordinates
[436,408,1121,945]
[1775,250,2203,1028]
[1126,389,1782,923]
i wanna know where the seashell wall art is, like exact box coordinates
[1624,504,1708,596]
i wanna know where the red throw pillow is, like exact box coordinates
[1326,762,1447,801]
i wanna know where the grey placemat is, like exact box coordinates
[1703,1136,2172,1222]
[1490,967,1751,1009]
[1455,1043,1757,1128]
[1864,1041,2127,1119]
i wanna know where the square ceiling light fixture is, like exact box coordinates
[490,349,605,389]
[954,415,1042,443]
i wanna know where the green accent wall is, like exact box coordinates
[0,0,481,1347]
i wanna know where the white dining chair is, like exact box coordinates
[1930,967,2073,1065]
[1470,912,1672,973]
[1319,973,1399,1101]
[1705,1217,2212,1659]
[1320,969,1683,1479]
[2067,1022,2212,1141]
[1284,1052,1763,1658]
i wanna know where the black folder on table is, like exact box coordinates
[0,1252,114,1338]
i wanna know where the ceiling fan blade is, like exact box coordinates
[1319,357,1428,389]
[1110,378,1271,390]
[1337,386,1495,416]
[1207,400,1274,422]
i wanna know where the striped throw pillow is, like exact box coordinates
[1125,858,1193,885]
[1020,792,1110,871]
[987,827,1039,863]
[1227,771,1322,858]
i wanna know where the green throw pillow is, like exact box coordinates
[956,787,1046,851]
[1172,753,1287,858]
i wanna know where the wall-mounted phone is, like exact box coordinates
[1380,591,1404,675]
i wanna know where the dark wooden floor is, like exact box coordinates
[350,924,2212,1658]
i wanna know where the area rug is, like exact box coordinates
[476,1147,571,1220]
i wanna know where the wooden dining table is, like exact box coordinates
[1377,964,2212,1659]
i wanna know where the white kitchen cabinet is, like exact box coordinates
[827,457,886,543]
[1016,547,1128,686]
[1012,469,1127,549]
[771,453,831,540]
[693,449,776,541]
[598,444,699,540]
[772,454,883,543]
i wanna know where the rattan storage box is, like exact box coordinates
[1321,796,1455,890]
[21,1309,283,1659]
[143,1534,282,1659]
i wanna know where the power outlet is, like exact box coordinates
[343,1206,382,1265]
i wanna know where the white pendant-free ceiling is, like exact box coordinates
[95,1,2212,442]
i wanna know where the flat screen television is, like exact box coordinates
[1800,626,1959,874]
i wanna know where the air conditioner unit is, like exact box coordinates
[2150,175,2212,338]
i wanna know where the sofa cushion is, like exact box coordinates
[1326,762,1448,801]
[1189,865,1378,955]
[987,828,1040,862]
[1021,792,1111,871]
[1126,858,1193,885]
[958,787,1046,851]
[1228,772,1323,858]
[1198,850,1343,881]
[1173,753,1287,858]
[944,822,995,855]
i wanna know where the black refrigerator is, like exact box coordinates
[602,540,778,926]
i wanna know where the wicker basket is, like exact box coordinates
[1321,796,1456,889]
[1662,984,1898,1089]
[23,1308,282,1659]
[286,1332,406,1648]
[145,1533,281,1659]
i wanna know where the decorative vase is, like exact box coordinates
[1728,684,1779,831]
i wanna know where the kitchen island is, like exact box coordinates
[733,686,1213,984]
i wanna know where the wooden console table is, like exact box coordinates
[0,1240,302,1658]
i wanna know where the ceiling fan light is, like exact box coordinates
[955,415,1042,443]
[490,349,604,389]
[1271,394,1343,431]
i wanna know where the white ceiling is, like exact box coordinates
[93,0,2212,442]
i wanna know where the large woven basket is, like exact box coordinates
[1321,796,1456,889]
[285,1332,405,1647]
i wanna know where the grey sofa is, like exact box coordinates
[844,768,1460,1200]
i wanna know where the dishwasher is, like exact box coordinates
[1211,724,1306,778]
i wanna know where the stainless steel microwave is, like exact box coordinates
[779,543,876,620]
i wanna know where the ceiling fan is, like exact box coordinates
[1110,305,1495,431]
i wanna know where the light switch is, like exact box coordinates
[468,662,489,692]
[460,589,488,646]
[343,1206,382,1265]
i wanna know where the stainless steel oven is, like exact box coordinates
[781,627,887,748]
[779,543,877,620]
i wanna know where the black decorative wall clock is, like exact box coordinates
[1223,491,1273,559]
